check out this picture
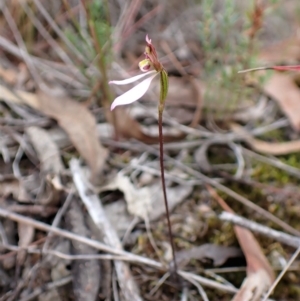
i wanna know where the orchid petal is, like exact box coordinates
[111,73,158,110]
[109,70,156,85]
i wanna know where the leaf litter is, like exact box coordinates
[0,85,108,180]
[207,185,275,301]
[0,1,299,301]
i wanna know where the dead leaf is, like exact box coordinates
[232,270,273,301]
[148,183,192,221]
[99,172,151,219]
[37,91,108,180]
[65,197,101,301]
[0,85,108,179]
[104,201,133,237]
[175,244,243,269]
[207,185,275,301]
[263,73,300,131]
[26,126,64,175]
[256,36,300,132]
[26,126,64,205]
[99,172,192,221]
[231,123,300,155]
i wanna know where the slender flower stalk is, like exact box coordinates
[109,35,178,275]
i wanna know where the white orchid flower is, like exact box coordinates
[109,35,166,111]
[109,70,158,110]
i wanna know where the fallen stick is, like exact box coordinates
[219,211,300,248]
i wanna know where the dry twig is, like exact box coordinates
[219,211,300,248]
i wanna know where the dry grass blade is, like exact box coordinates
[1,3,41,86]
[20,1,75,68]
[0,35,86,86]
[207,186,275,301]
[32,0,89,65]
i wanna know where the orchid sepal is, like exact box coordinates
[109,70,156,85]
[110,72,158,110]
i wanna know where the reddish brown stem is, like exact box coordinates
[158,111,178,276]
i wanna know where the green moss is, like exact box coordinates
[258,129,286,142]
[252,157,300,185]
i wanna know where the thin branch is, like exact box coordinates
[0,206,153,264]
[219,211,300,248]
[0,242,133,262]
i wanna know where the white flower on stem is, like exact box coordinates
[109,70,158,110]
[109,35,166,111]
